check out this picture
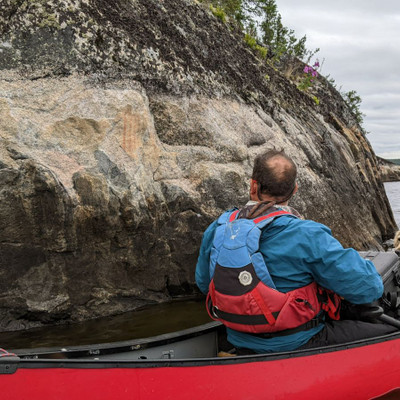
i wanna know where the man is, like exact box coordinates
[196,149,397,354]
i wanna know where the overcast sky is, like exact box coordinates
[276,0,400,159]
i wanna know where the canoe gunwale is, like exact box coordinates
[5,325,400,369]
[13,321,221,359]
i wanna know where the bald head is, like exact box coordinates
[251,150,297,202]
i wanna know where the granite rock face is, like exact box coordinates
[378,158,400,182]
[0,0,397,331]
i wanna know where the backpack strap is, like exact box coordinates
[247,207,298,289]
[217,209,238,225]
[218,206,297,227]
[253,209,296,227]
[228,205,297,227]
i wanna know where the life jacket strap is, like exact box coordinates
[317,287,341,320]
[210,306,280,325]
[206,283,279,326]
[208,290,325,337]
[251,286,277,325]
[229,209,240,222]
[247,312,325,338]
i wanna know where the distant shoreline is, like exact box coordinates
[385,159,400,166]
[378,157,400,182]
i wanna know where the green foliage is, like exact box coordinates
[200,0,242,23]
[258,0,307,64]
[256,44,268,59]
[297,61,319,92]
[343,90,365,126]
[217,0,242,18]
[312,95,320,105]
[244,32,257,47]
[200,0,367,127]
[209,5,227,23]
[244,33,268,59]
[297,74,313,91]
[325,74,338,89]
[201,0,314,67]
[325,76,366,131]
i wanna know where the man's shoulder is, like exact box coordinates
[268,214,332,236]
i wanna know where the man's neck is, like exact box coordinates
[249,196,289,206]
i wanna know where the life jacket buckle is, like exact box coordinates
[212,305,219,319]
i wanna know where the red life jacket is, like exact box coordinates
[207,207,341,335]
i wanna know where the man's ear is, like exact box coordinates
[293,183,298,196]
[250,179,258,199]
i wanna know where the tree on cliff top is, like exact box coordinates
[201,0,366,133]
[200,0,309,65]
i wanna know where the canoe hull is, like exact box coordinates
[3,249,400,399]
[2,334,400,400]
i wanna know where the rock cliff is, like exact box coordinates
[378,157,400,182]
[0,0,397,331]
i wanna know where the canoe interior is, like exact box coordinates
[2,324,400,372]
[3,326,400,400]
[2,251,400,365]
[10,322,221,361]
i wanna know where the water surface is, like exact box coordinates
[384,181,400,228]
[0,299,209,350]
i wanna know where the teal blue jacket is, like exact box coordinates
[195,209,384,353]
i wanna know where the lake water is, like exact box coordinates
[0,299,210,350]
[384,181,400,229]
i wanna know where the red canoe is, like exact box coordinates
[1,321,400,400]
[1,250,400,399]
